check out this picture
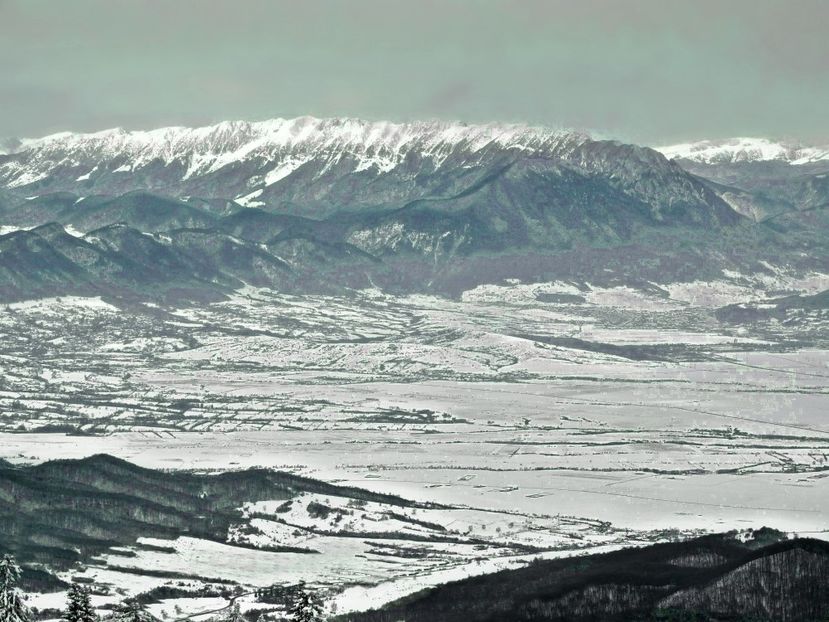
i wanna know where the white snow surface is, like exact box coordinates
[656,137,829,165]
[1,117,589,188]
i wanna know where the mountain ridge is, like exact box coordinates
[0,117,588,192]
[0,117,728,223]
[656,137,829,165]
[1,117,827,302]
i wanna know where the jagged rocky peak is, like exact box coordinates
[7,117,704,217]
[10,116,588,154]
[656,137,829,165]
[3,117,588,176]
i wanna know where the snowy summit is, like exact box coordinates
[655,137,829,165]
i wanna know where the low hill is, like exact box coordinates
[0,453,418,589]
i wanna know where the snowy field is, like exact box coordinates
[1,277,828,615]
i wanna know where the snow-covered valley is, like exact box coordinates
[0,276,827,618]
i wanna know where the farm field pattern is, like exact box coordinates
[1,276,828,615]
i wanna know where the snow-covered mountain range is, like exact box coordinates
[0,117,827,302]
[0,117,588,194]
[656,137,829,165]
[0,116,726,224]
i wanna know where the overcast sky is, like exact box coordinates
[2,0,827,145]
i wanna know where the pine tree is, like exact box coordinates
[105,598,150,622]
[287,585,322,622]
[113,599,148,622]
[63,583,97,622]
[224,602,244,622]
[0,555,29,622]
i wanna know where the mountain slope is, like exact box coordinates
[5,118,829,301]
[342,532,829,622]
[217,207,312,242]
[0,223,272,302]
[0,454,416,587]
[657,138,829,221]
[0,118,736,224]
[165,228,294,289]
[0,227,94,299]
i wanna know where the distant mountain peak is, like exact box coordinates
[655,137,829,165]
[8,116,587,162]
[0,117,599,195]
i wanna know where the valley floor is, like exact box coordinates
[1,276,828,616]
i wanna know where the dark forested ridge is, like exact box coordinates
[0,454,419,589]
[1,456,827,621]
[340,531,829,622]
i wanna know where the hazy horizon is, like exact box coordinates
[2,0,828,145]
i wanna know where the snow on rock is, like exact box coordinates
[264,156,309,185]
[0,117,589,190]
[655,137,829,165]
[235,189,265,208]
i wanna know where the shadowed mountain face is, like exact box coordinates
[0,119,828,302]
[0,192,220,232]
[0,454,416,589]
[677,160,829,223]
[341,532,829,622]
[656,138,829,222]
[0,220,384,302]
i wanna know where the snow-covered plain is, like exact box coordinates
[1,277,828,615]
